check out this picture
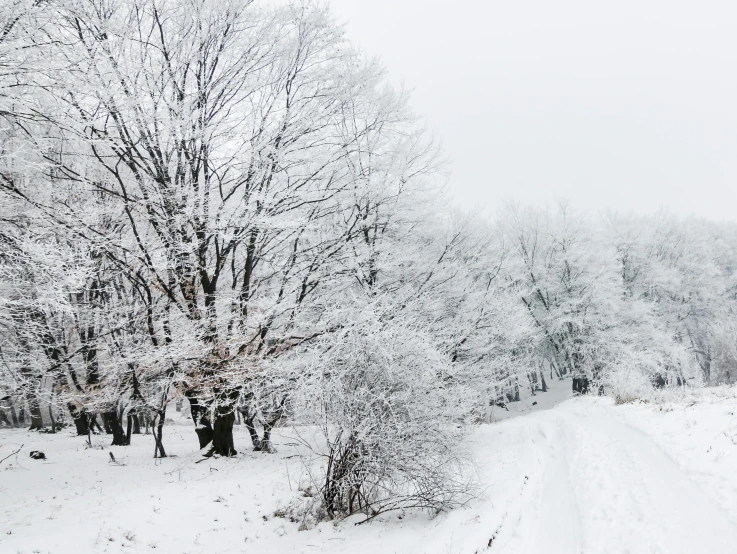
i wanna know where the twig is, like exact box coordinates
[0,443,23,465]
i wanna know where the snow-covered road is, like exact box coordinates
[497,399,737,554]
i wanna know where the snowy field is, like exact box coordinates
[2,384,737,554]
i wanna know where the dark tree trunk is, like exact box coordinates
[10,406,19,427]
[240,408,263,451]
[540,369,548,392]
[102,413,113,434]
[261,410,284,453]
[68,403,90,436]
[125,407,141,441]
[126,414,133,445]
[260,398,286,453]
[261,419,276,453]
[102,411,128,446]
[29,402,44,431]
[211,404,237,457]
[153,407,167,458]
[18,406,26,425]
[572,377,590,395]
[0,410,10,426]
[186,395,214,449]
[90,414,104,434]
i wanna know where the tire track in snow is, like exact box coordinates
[497,399,737,554]
[525,417,583,554]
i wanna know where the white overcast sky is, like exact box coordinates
[328,0,737,220]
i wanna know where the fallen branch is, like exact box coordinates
[0,443,23,466]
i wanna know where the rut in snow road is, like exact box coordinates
[496,399,737,554]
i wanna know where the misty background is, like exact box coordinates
[331,0,737,220]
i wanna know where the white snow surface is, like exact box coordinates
[2,383,737,554]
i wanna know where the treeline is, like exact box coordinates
[1,0,736,522]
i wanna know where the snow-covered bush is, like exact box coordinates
[291,307,476,522]
[607,363,657,404]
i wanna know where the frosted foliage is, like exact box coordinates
[290,308,474,521]
[0,0,737,530]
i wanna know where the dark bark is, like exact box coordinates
[68,403,90,436]
[0,410,10,427]
[260,404,285,453]
[81,327,100,385]
[539,369,548,392]
[90,414,104,434]
[102,411,128,446]
[132,414,141,434]
[28,402,44,431]
[551,360,562,380]
[239,407,263,451]
[211,404,237,457]
[572,377,590,395]
[153,407,167,458]
[261,418,277,453]
[10,405,18,427]
[323,433,362,518]
[102,412,113,434]
[186,394,214,449]
[125,414,133,445]
[18,406,26,425]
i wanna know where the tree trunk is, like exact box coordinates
[153,407,167,458]
[186,394,214,449]
[68,403,90,436]
[211,404,237,457]
[0,410,10,427]
[551,360,562,380]
[28,402,44,431]
[240,408,263,451]
[125,414,133,445]
[102,411,128,446]
[132,414,141,434]
[90,414,104,434]
[260,399,286,453]
[18,406,26,426]
[10,405,19,427]
[48,406,56,433]
[261,419,276,453]
[539,368,548,392]
[102,412,113,434]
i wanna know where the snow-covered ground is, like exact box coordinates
[2,382,737,554]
